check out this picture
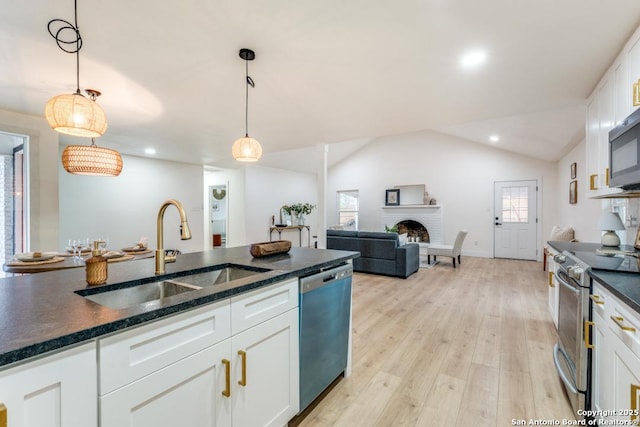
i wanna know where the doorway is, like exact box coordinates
[0,131,28,269]
[209,185,228,248]
[493,180,538,260]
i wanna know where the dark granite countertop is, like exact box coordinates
[547,240,640,314]
[0,246,358,368]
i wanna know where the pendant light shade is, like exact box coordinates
[45,0,108,137]
[232,48,262,162]
[45,90,107,138]
[232,136,262,162]
[62,139,123,176]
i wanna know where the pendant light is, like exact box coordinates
[62,138,123,176]
[232,48,263,162]
[45,0,108,138]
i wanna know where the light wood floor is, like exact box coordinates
[293,257,576,427]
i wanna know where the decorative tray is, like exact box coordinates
[249,240,292,258]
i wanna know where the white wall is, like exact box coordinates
[244,165,318,247]
[0,109,59,251]
[327,129,559,259]
[59,154,204,254]
[556,140,605,243]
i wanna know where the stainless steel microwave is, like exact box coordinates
[609,107,640,190]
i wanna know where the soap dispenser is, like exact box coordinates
[86,240,108,285]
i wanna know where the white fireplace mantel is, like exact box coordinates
[381,205,441,209]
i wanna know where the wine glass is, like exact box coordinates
[67,239,75,257]
[99,236,109,253]
[68,239,81,261]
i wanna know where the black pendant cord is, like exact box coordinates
[47,0,83,94]
[244,60,255,138]
[244,60,249,137]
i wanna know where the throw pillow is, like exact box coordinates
[398,233,408,246]
[550,225,575,242]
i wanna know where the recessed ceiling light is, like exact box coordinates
[144,147,156,155]
[489,135,500,143]
[460,50,487,69]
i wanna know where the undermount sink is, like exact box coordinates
[82,280,202,310]
[165,267,265,288]
[78,265,269,310]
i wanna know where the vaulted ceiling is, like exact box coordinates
[2,0,640,169]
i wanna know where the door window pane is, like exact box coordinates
[502,186,529,223]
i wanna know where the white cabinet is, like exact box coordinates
[586,78,613,194]
[231,309,299,427]
[546,246,559,329]
[99,278,299,427]
[229,279,299,427]
[590,285,613,417]
[626,32,640,115]
[590,282,640,425]
[613,58,630,126]
[101,340,232,426]
[586,94,601,192]
[598,79,613,188]
[0,343,97,427]
[585,24,640,197]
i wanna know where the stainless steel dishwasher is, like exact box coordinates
[299,262,353,412]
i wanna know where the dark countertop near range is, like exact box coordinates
[547,240,640,314]
[0,246,359,368]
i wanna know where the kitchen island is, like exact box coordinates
[0,245,358,366]
[0,245,358,427]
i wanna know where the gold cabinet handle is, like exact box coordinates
[584,321,595,349]
[634,81,640,107]
[548,272,555,287]
[610,316,637,332]
[222,359,231,397]
[590,174,598,190]
[590,294,604,305]
[632,384,640,424]
[0,403,6,427]
[238,350,247,386]
[605,167,610,187]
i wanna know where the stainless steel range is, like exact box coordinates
[553,251,592,415]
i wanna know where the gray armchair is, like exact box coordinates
[427,230,468,268]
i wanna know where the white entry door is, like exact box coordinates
[494,180,538,260]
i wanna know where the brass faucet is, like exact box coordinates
[155,199,192,274]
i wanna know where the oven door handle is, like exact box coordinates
[555,271,580,294]
[553,343,579,394]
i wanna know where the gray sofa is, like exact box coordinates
[326,230,420,278]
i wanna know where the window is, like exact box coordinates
[501,186,529,223]
[0,132,28,273]
[611,198,628,243]
[337,190,359,230]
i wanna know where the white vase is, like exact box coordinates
[297,214,305,226]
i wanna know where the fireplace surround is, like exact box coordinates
[380,205,442,244]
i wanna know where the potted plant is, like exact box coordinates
[289,203,316,226]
